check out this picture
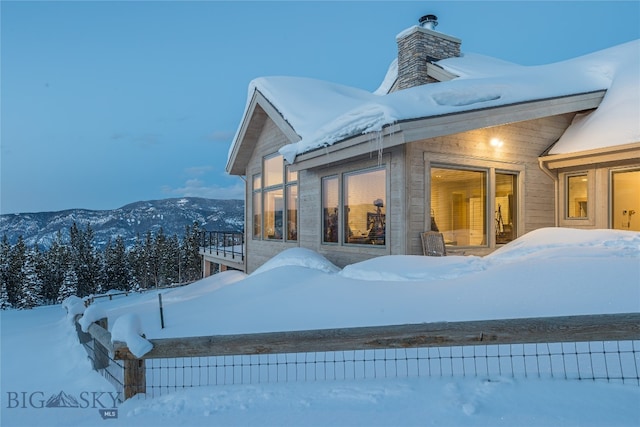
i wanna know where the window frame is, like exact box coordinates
[609,166,640,231]
[426,155,523,249]
[430,165,489,248]
[565,172,589,220]
[558,170,594,227]
[253,153,298,242]
[321,165,387,248]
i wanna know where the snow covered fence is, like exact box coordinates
[73,313,640,400]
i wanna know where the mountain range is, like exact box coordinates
[0,197,244,250]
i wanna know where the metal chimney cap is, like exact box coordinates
[419,14,438,29]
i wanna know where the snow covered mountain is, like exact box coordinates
[0,197,244,250]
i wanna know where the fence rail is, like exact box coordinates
[75,312,640,400]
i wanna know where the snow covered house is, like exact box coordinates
[224,15,640,273]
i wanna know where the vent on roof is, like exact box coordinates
[419,14,438,30]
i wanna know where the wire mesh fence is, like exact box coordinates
[74,313,640,400]
[141,340,639,398]
[82,339,125,402]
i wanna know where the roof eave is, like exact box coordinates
[290,90,606,171]
[226,90,300,176]
[540,141,640,169]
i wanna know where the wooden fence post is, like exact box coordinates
[114,345,146,400]
[74,314,92,344]
[92,318,110,370]
[123,359,146,400]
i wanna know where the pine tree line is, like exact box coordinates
[0,221,204,309]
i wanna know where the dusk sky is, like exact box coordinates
[1,1,639,215]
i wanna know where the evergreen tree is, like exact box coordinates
[6,236,27,306]
[128,233,145,290]
[40,231,69,304]
[181,222,203,283]
[69,223,101,297]
[162,234,181,285]
[104,236,131,291]
[142,230,155,289]
[17,248,43,309]
[57,263,78,303]
[152,228,180,287]
[0,235,11,309]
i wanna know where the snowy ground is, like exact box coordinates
[1,228,639,426]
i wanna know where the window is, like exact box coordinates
[611,169,640,231]
[344,169,386,245]
[253,154,298,241]
[252,174,261,239]
[567,174,588,218]
[495,173,517,244]
[322,176,339,243]
[286,170,298,240]
[431,167,486,246]
[322,167,386,246]
[264,188,284,239]
[430,166,518,247]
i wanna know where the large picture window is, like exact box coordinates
[431,167,486,246]
[431,166,518,247]
[253,154,298,241]
[322,167,386,246]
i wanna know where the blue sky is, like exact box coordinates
[1,1,639,214]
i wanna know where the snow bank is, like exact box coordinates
[61,295,86,318]
[486,227,640,262]
[78,303,107,332]
[161,270,247,304]
[251,247,340,276]
[340,254,485,281]
[111,313,153,358]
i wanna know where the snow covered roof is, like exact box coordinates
[228,39,639,168]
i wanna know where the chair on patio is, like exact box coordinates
[421,231,447,256]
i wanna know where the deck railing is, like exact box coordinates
[200,230,244,261]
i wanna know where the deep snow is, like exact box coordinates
[1,228,639,426]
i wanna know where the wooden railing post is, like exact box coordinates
[92,318,110,370]
[74,314,92,344]
[114,345,146,400]
[123,359,146,400]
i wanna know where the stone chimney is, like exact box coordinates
[395,15,461,90]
